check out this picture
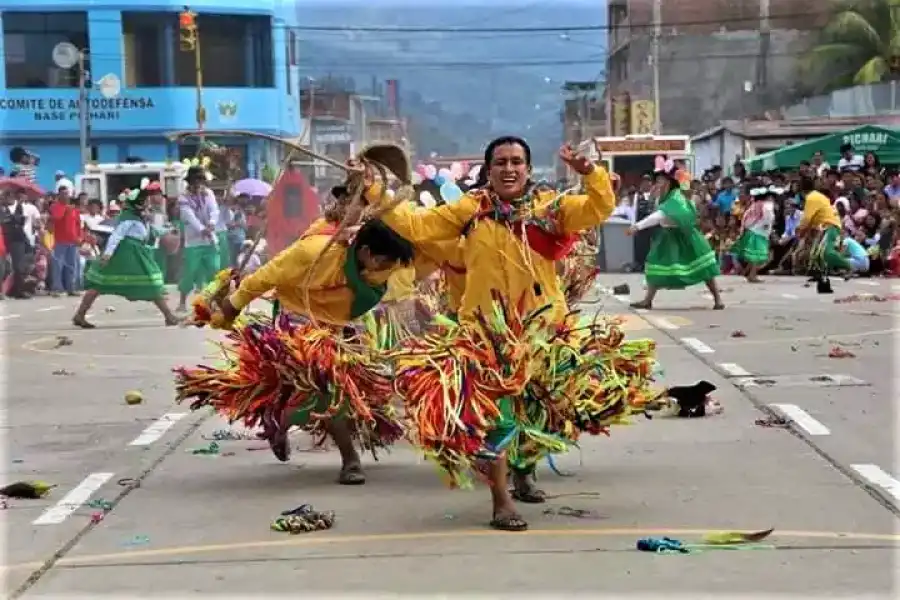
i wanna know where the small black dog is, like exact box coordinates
[664,380,718,418]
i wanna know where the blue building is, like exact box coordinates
[0,0,303,189]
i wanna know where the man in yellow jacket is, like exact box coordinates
[797,176,851,277]
[216,218,415,484]
[358,137,617,531]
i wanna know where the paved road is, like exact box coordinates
[2,276,898,597]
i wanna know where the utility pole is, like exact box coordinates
[77,50,90,166]
[179,8,205,140]
[756,0,771,114]
[651,0,662,134]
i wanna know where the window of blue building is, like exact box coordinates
[2,12,90,89]
[122,12,167,87]
[122,13,273,89]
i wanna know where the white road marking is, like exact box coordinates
[645,315,679,330]
[0,314,21,321]
[681,337,715,354]
[769,404,831,436]
[781,293,799,300]
[32,472,114,525]
[733,377,758,388]
[719,362,751,377]
[855,280,879,287]
[36,306,63,312]
[851,464,900,502]
[892,285,900,292]
[613,295,630,304]
[128,412,188,446]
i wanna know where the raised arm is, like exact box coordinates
[557,166,617,233]
[365,182,476,243]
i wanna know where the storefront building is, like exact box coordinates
[0,0,304,188]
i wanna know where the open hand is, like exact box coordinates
[558,144,593,176]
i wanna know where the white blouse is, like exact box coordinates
[104,220,150,257]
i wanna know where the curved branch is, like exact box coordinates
[165,129,350,172]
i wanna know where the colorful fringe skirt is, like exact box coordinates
[388,295,658,488]
[560,238,601,305]
[173,313,405,458]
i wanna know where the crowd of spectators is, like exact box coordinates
[0,167,267,301]
[616,143,899,278]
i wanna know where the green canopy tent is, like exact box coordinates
[744,125,900,172]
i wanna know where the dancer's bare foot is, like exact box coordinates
[630,300,652,310]
[713,302,725,310]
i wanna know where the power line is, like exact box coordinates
[281,11,826,33]
[57,10,828,35]
[290,51,805,69]
[66,49,805,72]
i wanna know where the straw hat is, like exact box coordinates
[357,144,411,184]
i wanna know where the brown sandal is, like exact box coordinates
[490,513,528,532]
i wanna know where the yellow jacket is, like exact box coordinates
[229,234,394,325]
[799,191,840,231]
[368,167,615,323]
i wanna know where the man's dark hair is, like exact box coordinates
[799,176,816,193]
[483,136,532,166]
[355,219,414,265]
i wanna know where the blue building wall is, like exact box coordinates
[0,0,303,189]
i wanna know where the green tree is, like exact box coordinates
[801,0,900,93]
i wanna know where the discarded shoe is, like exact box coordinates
[271,506,335,534]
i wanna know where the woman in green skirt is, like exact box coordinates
[626,160,724,310]
[732,184,776,283]
[72,187,179,328]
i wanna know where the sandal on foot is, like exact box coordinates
[490,513,528,532]
[630,301,652,310]
[338,464,366,485]
[72,317,95,329]
[511,487,547,504]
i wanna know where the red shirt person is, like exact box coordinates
[48,186,84,295]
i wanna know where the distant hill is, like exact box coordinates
[296,2,606,165]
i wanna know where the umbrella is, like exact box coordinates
[0,177,45,199]
[231,178,272,197]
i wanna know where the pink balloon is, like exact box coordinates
[424,164,437,180]
[415,164,428,177]
[654,155,666,171]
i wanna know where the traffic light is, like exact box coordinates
[179,10,197,52]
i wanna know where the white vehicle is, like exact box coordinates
[75,161,188,207]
